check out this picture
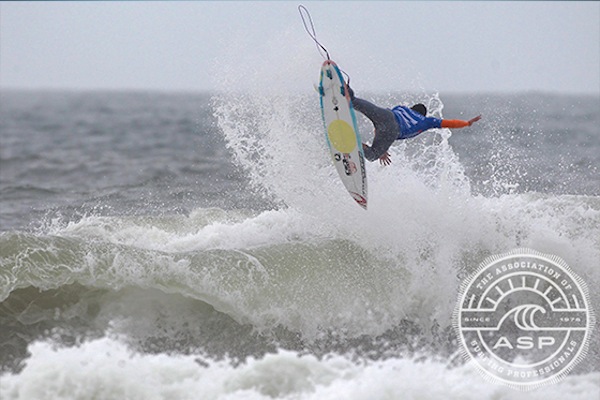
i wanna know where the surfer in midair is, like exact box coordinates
[347,86,481,166]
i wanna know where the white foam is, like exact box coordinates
[213,82,600,331]
[2,337,598,400]
[57,208,325,253]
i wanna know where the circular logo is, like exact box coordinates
[454,248,595,390]
[327,119,356,154]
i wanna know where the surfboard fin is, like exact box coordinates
[313,84,325,96]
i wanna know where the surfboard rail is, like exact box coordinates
[319,60,368,210]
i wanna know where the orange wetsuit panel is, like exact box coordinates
[441,119,470,128]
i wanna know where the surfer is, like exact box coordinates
[347,87,481,165]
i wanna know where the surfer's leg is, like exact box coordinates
[352,97,392,128]
[353,97,399,161]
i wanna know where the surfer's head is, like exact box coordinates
[411,104,427,116]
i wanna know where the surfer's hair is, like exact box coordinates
[411,104,427,116]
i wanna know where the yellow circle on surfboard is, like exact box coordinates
[327,119,356,153]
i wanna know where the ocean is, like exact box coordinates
[1,89,599,399]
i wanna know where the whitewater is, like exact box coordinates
[1,34,599,400]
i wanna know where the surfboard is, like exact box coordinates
[318,60,368,209]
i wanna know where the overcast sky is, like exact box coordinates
[1,1,599,94]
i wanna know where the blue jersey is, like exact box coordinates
[391,106,442,140]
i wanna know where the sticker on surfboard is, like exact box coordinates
[319,60,368,209]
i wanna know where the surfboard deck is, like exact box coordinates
[319,60,368,209]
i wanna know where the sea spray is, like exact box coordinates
[1,63,599,398]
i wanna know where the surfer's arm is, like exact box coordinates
[441,115,482,129]
[362,142,393,165]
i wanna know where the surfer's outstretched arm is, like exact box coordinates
[442,115,482,128]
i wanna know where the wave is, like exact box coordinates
[0,211,415,338]
[3,82,600,375]
[2,191,599,339]
[209,55,600,358]
[502,304,546,331]
[3,34,600,383]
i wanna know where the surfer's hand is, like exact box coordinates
[468,115,482,126]
[379,151,392,166]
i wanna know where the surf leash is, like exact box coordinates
[298,4,330,60]
[298,4,352,85]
